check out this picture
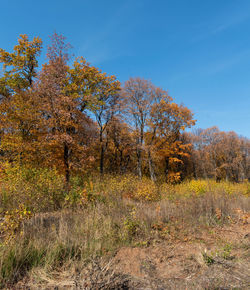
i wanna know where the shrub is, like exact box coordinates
[0,163,66,213]
[91,174,160,201]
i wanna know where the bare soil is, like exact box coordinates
[15,222,250,289]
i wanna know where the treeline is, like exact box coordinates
[0,33,249,184]
[187,127,250,182]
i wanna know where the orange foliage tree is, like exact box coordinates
[146,89,195,182]
[0,35,42,163]
[4,33,246,185]
[188,127,250,181]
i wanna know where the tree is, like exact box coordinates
[35,33,94,188]
[0,34,42,95]
[0,35,42,163]
[68,56,121,175]
[188,127,250,182]
[123,77,154,178]
[147,92,195,181]
[105,117,134,174]
[90,71,120,175]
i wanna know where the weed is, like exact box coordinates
[202,251,215,265]
[219,243,233,260]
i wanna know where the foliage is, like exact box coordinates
[202,251,215,265]
[1,34,248,184]
[123,207,140,239]
[202,243,233,266]
[0,35,42,165]
[160,179,250,198]
[91,174,160,201]
[188,127,250,182]
[0,205,32,243]
[0,34,42,92]
[0,163,66,213]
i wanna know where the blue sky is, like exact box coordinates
[1,0,250,137]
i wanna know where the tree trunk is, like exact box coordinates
[148,149,156,182]
[124,155,130,174]
[165,157,169,182]
[64,142,70,191]
[99,129,104,175]
[136,127,144,179]
[136,147,142,179]
[100,144,104,175]
[119,149,123,174]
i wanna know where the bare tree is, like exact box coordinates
[123,77,154,179]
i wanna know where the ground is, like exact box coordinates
[16,222,250,289]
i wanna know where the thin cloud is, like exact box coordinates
[167,48,250,85]
[191,10,250,44]
[77,1,136,64]
[201,49,250,76]
[212,12,250,34]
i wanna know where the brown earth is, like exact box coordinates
[15,223,250,289]
[112,223,250,289]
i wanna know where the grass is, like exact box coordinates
[0,170,249,287]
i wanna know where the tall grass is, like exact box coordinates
[0,167,249,287]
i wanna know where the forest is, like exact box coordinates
[0,34,249,288]
[0,33,249,184]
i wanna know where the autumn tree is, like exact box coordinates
[3,33,247,186]
[67,56,121,175]
[0,35,42,163]
[122,78,195,181]
[188,127,250,182]
[147,90,195,182]
[0,33,120,182]
[241,137,250,181]
[35,33,95,187]
[90,71,120,175]
[0,34,42,94]
[105,117,134,174]
[123,77,154,178]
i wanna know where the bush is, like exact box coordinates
[91,174,160,201]
[0,163,66,213]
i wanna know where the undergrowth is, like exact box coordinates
[0,164,249,287]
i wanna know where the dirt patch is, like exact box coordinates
[15,223,250,289]
[112,222,250,289]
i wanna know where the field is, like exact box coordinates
[0,168,249,289]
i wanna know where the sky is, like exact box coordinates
[1,0,250,137]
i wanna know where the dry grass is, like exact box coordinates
[0,175,249,288]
